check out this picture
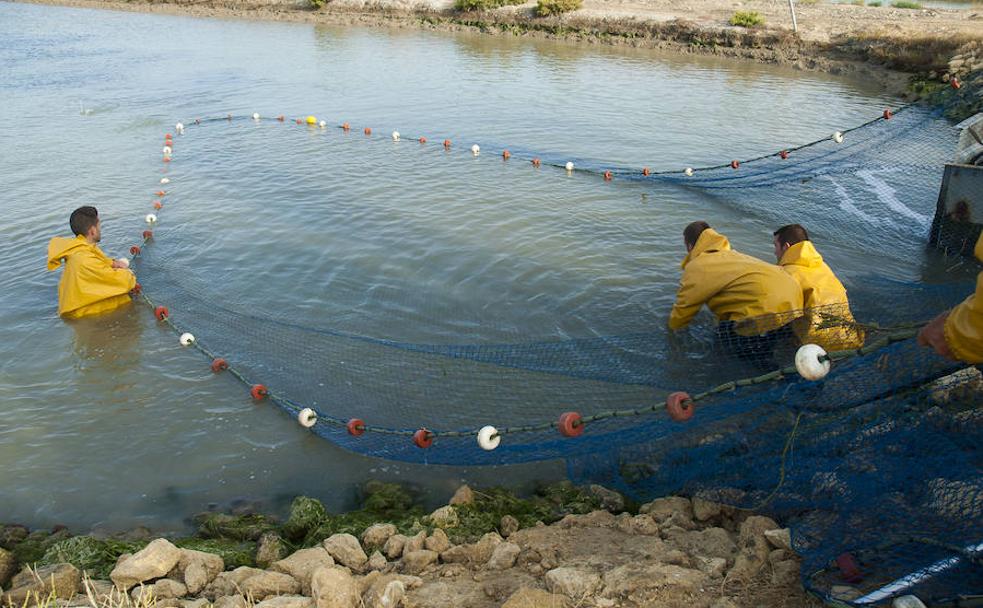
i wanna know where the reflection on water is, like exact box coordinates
[0,0,951,531]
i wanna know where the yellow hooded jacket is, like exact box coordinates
[944,233,983,363]
[778,241,864,351]
[669,229,803,333]
[47,235,136,319]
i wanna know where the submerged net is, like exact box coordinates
[133,105,981,605]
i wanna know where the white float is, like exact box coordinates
[832,131,844,144]
[116,258,130,269]
[471,144,480,155]
[179,332,195,347]
[175,122,185,134]
[319,121,326,128]
[160,177,170,185]
[794,344,830,381]
[163,146,172,156]
[684,167,694,177]
[145,213,157,224]
[252,113,260,120]
[392,131,400,141]
[565,162,574,172]
[297,407,317,428]
[477,425,501,451]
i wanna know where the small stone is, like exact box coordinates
[310,567,359,608]
[471,532,503,565]
[439,545,473,564]
[239,570,301,600]
[256,533,287,569]
[401,550,438,575]
[544,567,601,598]
[383,535,406,560]
[254,596,314,608]
[499,515,520,538]
[111,538,182,591]
[361,524,398,551]
[132,579,186,602]
[0,548,15,588]
[175,549,224,596]
[365,580,404,608]
[366,551,387,572]
[2,563,80,605]
[213,594,249,608]
[639,497,693,524]
[424,529,451,554]
[768,549,790,564]
[401,531,426,557]
[772,560,800,585]
[588,485,625,512]
[628,514,659,535]
[763,528,792,552]
[271,547,334,595]
[180,598,211,608]
[696,557,727,578]
[427,506,459,529]
[710,599,739,608]
[692,497,722,522]
[486,542,520,570]
[448,485,475,506]
[203,567,265,600]
[322,534,367,570]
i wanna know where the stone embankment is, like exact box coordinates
[0,484,817,608]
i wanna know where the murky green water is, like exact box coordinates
[0,0,940,531]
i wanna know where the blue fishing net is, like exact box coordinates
[134,105,981,605]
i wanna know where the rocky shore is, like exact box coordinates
[0,482,817,608]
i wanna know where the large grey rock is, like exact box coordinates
[486,542,520,570]
[364,580,404,608]
[639,497,693,524]
[448,485,474,506]
[322,534,367,570]
[310,567,359,608]
[427,506,459,529]
[110,538,182,591]
[172,548,224,596]
[692,497,722,522]
[400,550,437,575]
[665,527,737,561]
[382,535,406,560]
[401,532,426,557]
[471,532,503,565]
[256,533,287,569]
[254,595,314,608]
[203,567,266,599]
[2,563,81,606]
[240,571,301,600]
[502,587,568,608]
[271,547,335,595]
[424,529,450,554]
[544,567,601,598]
[601,563,706,597]
[0,547,15,588]
[361,524,398,551]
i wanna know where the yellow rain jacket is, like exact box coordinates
[944,233,983,363]
[669,229,803,334]
[778,241,864,351]
[47,235,136,319]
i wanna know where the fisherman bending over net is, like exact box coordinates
[669,221,803,367]
[919,232,983,363]
[47,206,136,319]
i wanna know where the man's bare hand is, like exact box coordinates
[917,311,955,360]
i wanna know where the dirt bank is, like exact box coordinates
[15,0,983,94]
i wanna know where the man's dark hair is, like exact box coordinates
[683,221,711,248]
[70,206,99,236]
[773,224,810,247]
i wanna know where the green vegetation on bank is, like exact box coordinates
[535,0,583,17]
[454,0,525,11]
[891,1,923,8]
[729,11,765,27]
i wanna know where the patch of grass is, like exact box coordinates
[310,0,326,9]
[891,0,923,7]
[797,0,819,4]
[454,0,524,11]
[867,1,882,6]
[850,0,865,5]
[39,536,146,579]
[729,10,765,27]
[535,0,583,17]
[193,512,277,542]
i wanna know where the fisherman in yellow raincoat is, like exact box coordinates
[47,206,136,319]
[669,221,803,364]
[918,232,983,363]
[773,224,864,351]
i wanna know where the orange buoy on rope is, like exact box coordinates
[883,109,892,120]
[142,230,153,239]
[163,157,171,163]
[730,160,740,169]
[666,391,694,422]
[277,115,285,122]
[156,190,166,196]
[250,384,269,400]
[502,150,511,160]
[364,127,372,135]
[130,283,141,295]
[129,246,141,255]
[342,122,350,131]
[295,119,303,125]
[951,77,962,90]
[413,429,434,449]
[557,411,584,437]
[642,167,650,176]
[164,133,173,140]
[531,158,541,167]
[210,358,229,373]
[603,171,613,181]
[443,139,452,148]
[419,137,427,144]
[153,201,162,209]
[154,305,169,321]
[347,418,366,436]
[779,150,789,160]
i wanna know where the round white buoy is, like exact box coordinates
[175,122,184,133]
[160,177,170,185]
[163,146,172,156]
[565,162,574,172]
[297,407,318,428]
[145,213,158,224]
[477,425,501,451]
[252,113,260,120]
[179,332,195,347]
[684,167,694,177]
[795,344,831,381]
[319,121,326,128]
[116,257,130,269]
[832,131,844,144]
[892,596,928,608]
[471,144,480,155]
[392,131,400,141]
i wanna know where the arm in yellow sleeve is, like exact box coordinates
[77,248,137,295]
[669,265,719,330]
[943,272,983,364]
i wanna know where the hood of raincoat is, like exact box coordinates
[47,235,90,270]
[681,228,731,269]
[778,240,824,269]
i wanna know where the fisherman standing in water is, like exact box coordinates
[47,206,137,319]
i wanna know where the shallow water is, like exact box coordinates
[0,1,956,531]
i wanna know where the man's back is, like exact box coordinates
[47,235,135,319]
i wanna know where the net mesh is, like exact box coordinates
[134,105,981,605]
